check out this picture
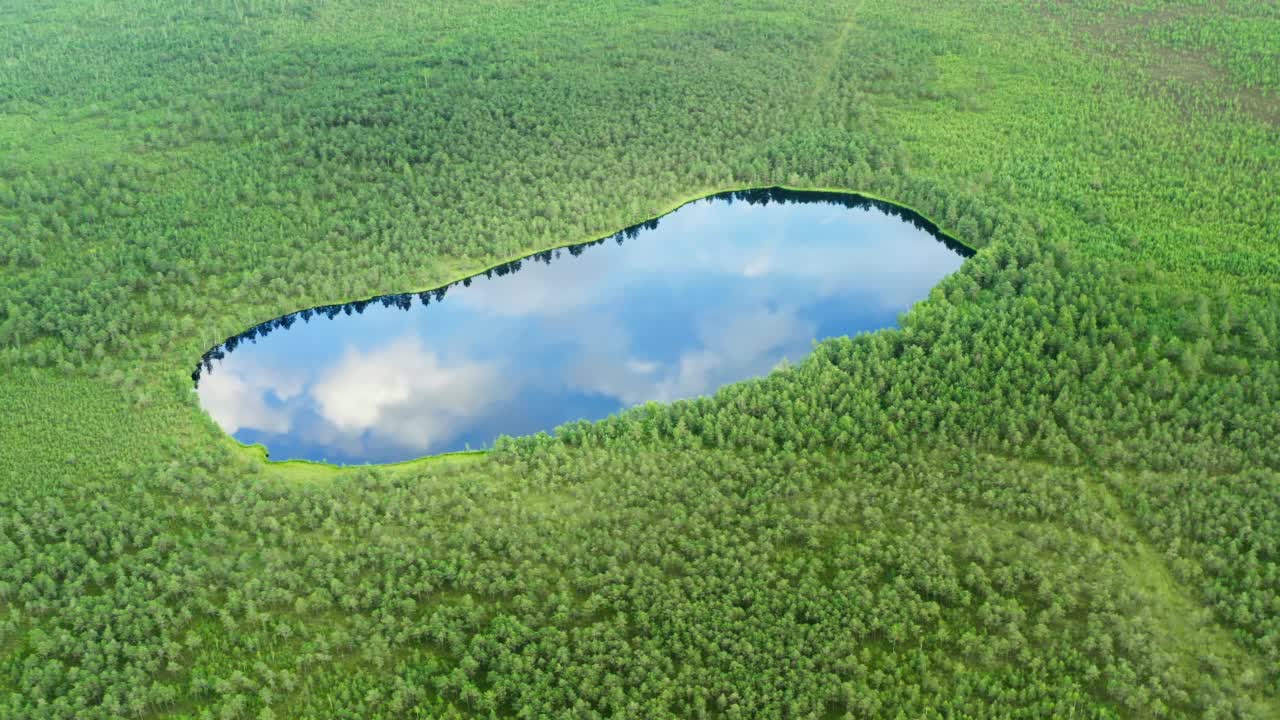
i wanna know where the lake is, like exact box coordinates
[195,188,972,464]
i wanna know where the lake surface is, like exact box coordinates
[195,189,971,464]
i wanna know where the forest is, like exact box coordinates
[1,0,1277,717]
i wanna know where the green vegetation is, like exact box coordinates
[1,0,1277,717]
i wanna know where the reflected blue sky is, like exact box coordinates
[197,191,969,463]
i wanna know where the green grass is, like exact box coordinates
[228,442,487,481]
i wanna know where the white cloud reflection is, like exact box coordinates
[312,336,505,451]
[201,335,507,459]
[672,201,960,307]
[458,200,960,317]
[565,303,814,406]
[198,196,967,462]
[199,360,299,435]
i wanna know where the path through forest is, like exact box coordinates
[808,0,863,109]
[1083,472,1279,717]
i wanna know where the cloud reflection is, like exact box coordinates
[197,190,967,462]
[312,336,506,452]
[565,303,814,405]
[199,360,299,435]
[201,335,508,460]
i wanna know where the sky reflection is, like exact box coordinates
[196,189,970,463]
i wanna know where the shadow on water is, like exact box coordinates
[193,187,971,385]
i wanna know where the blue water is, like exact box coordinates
[195,189,971,464]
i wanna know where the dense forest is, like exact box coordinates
[1,0,1277,717]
